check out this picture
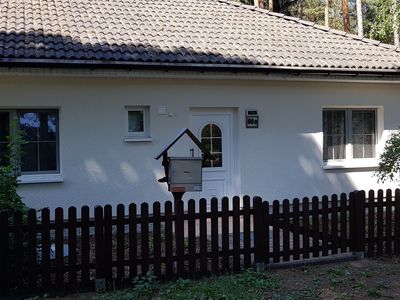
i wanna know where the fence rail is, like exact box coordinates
[1,189,399,297]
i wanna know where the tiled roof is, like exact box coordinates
[0,0,400,73]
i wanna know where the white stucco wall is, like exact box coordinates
[0,71,399,213]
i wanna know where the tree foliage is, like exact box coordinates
[0,120,28,214]
[236,0,400,45]
[376,129,400,183]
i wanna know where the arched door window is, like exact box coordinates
[201,123,222,168]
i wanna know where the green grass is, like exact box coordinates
[96,269,281,300]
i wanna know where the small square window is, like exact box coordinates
[125,106,151,141]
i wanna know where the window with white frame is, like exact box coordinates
[0,109,60,174]
[323,108,376,162]
[126,106,150,138]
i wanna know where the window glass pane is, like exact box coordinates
[212,138,222,153]
[211,125,221,137]
[201,138,211,152]
[39,112,57,141]
[0,112,10,141]
[21,142,39,172]
[201,125,211,138]
[201,123,223,168]
[323,110,345,160]
[39,142,57,171]
[19,112,39,141]
[352,110,376,159]
[333,111,345,134]
[128,110,144,133]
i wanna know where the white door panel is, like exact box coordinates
[188,111,233,201]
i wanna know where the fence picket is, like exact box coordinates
[104,205,113,283]
[129,203,137,279]
[41,208,51,291]
[68,207,77,290]
[243,196,251,269]
[0,211,9,296]
[322,195,329,256]
[292,198,300,260]
[222,197,230,272]
[187,200,196,277]
[272,200,280,263]
[175,200,185,278]
[340,193,348,253]
[13,210,23,294]
[81,206,90,288]
[165,201,174,280]
[282,199,290,262]
[331,195,338,255]
[376,190,384,256]
[385,189,393,256]
[141,203,150,275]
[233,196,241,272]
[94,206,105,281]
[302,198,310,259]
[395,189,400,255]
[55,208,64,292]
[254,197,266,266]
[153,202,162,279]
[367,190,375,257]
[312,197,320,258]
[116,204,125,284]
[264,201,270,265]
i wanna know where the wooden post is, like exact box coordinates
[350,191,366,258]
[253,196,266,271]
[94,206,106,292]
[0,211,9,297]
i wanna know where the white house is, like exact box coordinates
[1,0,400,211]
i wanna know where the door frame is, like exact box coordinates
[189,107,238,198]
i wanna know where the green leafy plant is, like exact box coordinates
[376,129,400,183]
[0,119,28,215]
[130,272,159,299]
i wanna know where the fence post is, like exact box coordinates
[0,211,9,297]
[350,191,366,258]
[253,196,266,272]
[94,206,106,292]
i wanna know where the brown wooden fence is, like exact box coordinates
[0,189,399,297]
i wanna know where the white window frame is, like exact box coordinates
[322,106,383,170]
[124,106,152,142]
[0,108,63,184]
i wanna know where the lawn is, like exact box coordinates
[60,257,400,300]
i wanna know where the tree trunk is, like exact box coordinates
[393,0,399,46]
[253,0,264,8]
[356,0,363,36]
[298,0,304,18]
[269,0,273,11]
[342,0,350,32]
[325,0,329,27]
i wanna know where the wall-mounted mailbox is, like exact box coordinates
[246,109,259,128]
[169,157,202,192]
[155,128,213,202]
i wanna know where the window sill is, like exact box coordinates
[124,137,153,143]
[322,160,378,170]
[18,174,64,184]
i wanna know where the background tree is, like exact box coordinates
[376,129,400,183]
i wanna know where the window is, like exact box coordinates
[125,106,150,140]
[201,123,222,168]
[0,109,59,174]
[323,108,376,162]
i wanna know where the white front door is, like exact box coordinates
[190,110,233,200]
